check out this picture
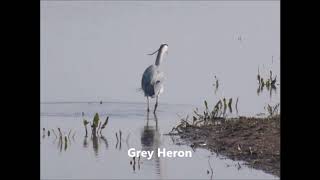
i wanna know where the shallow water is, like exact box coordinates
[41,102,278,179]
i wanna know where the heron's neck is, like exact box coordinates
[155,50,165,66]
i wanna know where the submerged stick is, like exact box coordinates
[100,135,109,149]
[68,129,72,140]
[42,128,46,138]
[126,133,131,148]
[235,97,239,114]
[97,122,102,134]
[119,130,122,150]
[115,132,119,149]
[58,128,62,137]
[100,116,109,135]
[64,136,68,151]
[228,98,233,113]
[51,129,57,138]
[133,157,136,172]
[208,156,214,179]
[257,66,261,84]
[83,120,89,137]
[116,132,119,142]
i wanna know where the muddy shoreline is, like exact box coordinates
[168,115,280,177]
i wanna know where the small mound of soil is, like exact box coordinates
[168,115,280,177]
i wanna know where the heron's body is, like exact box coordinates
[141,44,168,113]
[141,65,164,98]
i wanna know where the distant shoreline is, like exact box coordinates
[40,101,195,107]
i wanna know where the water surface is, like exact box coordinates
[41,102,278,179]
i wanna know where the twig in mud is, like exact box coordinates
[237,144,242,152]
[204,100,208,111]
[194,110,203,119]
[223,98,227,109]
[228,98,233,113]
[235,97,239,114]
[194,119,205,126]
[222,98,227,117]
[266,103,280,117]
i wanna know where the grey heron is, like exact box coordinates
[141,44,169,113]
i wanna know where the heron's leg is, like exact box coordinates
[146,111,150,126]
[147,97,150,112]
[154,95,159,113]
[153,113,158,130]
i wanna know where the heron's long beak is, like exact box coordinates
[147,48,159,56]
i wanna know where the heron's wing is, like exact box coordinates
[141,65,165,97]
[152,70,165,96]
[141,65,157,96]
[142,66,153,85]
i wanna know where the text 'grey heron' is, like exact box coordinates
[141,44,169,113]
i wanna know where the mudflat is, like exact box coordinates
[168,115,280,177]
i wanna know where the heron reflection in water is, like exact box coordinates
[139,112,162,176]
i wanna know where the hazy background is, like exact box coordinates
[41,1,280,111]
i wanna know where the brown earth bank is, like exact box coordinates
[167,115,280,177]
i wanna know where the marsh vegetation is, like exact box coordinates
[168,70,280,177]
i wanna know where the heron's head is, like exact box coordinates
[148,44,169,56]
[160,44,168,54]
